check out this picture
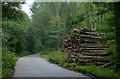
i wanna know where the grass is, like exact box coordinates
[74,65,119,78]
[40,51,51,55]
[41,50,67,65]
[41,50,120,79]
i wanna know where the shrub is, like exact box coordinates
[2,47,16,78]
[2,69,12,78]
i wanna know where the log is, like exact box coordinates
[81,38,104,43]
[80,50,104,53]
[80,47,105,50]
[80,28,93,32]
[95,62,106,66]
[79,56,103,59]
[81,34,102,39]
[81,52,110,56]
[80,31,104,36]
[93,59,110,62]
[78,59,93,63]
[64,28,109,66]
[66,59,74,63]
[73,29,80,33]
[80,44,108,48]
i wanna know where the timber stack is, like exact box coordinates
[64,28,110,66]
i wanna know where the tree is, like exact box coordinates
[2,2,25,21]
[2,2,31,53]
[113,2,120,70]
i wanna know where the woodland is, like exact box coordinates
[2,2,120,78]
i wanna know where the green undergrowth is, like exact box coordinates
[16,51,40,57]
[41,50,67,65]
[2,47,16,79]
[16,51,32,57]
[40,51,51,55]
[41,51,120,79]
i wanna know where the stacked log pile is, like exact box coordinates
[64,28,110,65]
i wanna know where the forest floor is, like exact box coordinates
[12,54,88,78]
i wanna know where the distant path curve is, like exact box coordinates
[13,54,89,78]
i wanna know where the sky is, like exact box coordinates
[21,0,34,18]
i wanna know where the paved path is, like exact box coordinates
[13,54,88,78]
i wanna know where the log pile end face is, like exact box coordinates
[64,28,109,66]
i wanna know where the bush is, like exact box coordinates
[2,69,12,78]
[2,47,16,78]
